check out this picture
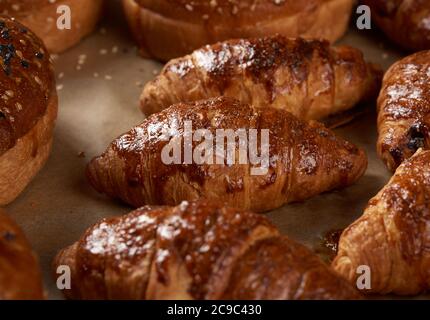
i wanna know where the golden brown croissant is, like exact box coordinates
[0,209,44,300]
[140,36,382,121]
[362,0,430,51]
[53,200,361,300]
[333,149,430,295]
[87,97,367,212]
[377,50,430,172]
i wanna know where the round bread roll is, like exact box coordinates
[0,0,104,53]
[0,16,57,206]
[0,209,44,300]
[362,0,430,51]
[123,0,355,61]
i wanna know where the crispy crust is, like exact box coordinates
[123,0,354,61]
[1,0,104,53]
[362,0,430,51]
[140,36,382,121]
[377,50,430,172]
[86,97,367,212]
[0,93,57,206]
[0,209,44,300]
[333,149,430,295]
[0,16,57,205]
[53,200,361,300]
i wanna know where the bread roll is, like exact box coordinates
[123,0,354,61]
[0,209,44,300]
[362,0,430,51]
[0,0,104,53]
[0,16,57,206]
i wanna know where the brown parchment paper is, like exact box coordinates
[4,0,424,299]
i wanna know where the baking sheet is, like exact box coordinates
[4,0,419,299]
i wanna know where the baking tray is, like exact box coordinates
[4,0,422,299]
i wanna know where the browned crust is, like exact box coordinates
[362,0,430,51]
[0,92,57,205]
[0,16,57,205]
[377,50,430,172]
[140,36,382,121]
[123,0,354,61]
[333,149,430,295]
[1,0,104,53]
[0,209,44,300]
[0,16,55,155]
[53,200,361,300]
[86,97,367,212]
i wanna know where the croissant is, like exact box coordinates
[377,50,430,172]
[140,36,382,121]
[362,0,430,51]
[87,97,367,212]
[53,200,361,300]
[332,149,430,295]
[0,209,44,299]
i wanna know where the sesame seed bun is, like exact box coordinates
[0,16,57,205]
[0,0,104,53]
[123,0,354,61]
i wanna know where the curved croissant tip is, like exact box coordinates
[356,148,368,177]
[85,158,103,194]
[344,147,368,185]
[331,254,355,282]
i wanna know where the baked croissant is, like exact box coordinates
[333,149,430,295]
[0,209,44,299]
[362,0,430,51]
[87,97,367,212]
[140,36,382,121]
[53,200,361,300]
[377,50,430,171]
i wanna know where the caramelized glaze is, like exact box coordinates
[141,36,381,120]
[87,97,367,212]
[0,16,54,156]
[333,149,430,295]
[377,50,430,171]
[223,236,360,299]
[0,209,44,299]
[54,200,360,300]
[363,0,430,50]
